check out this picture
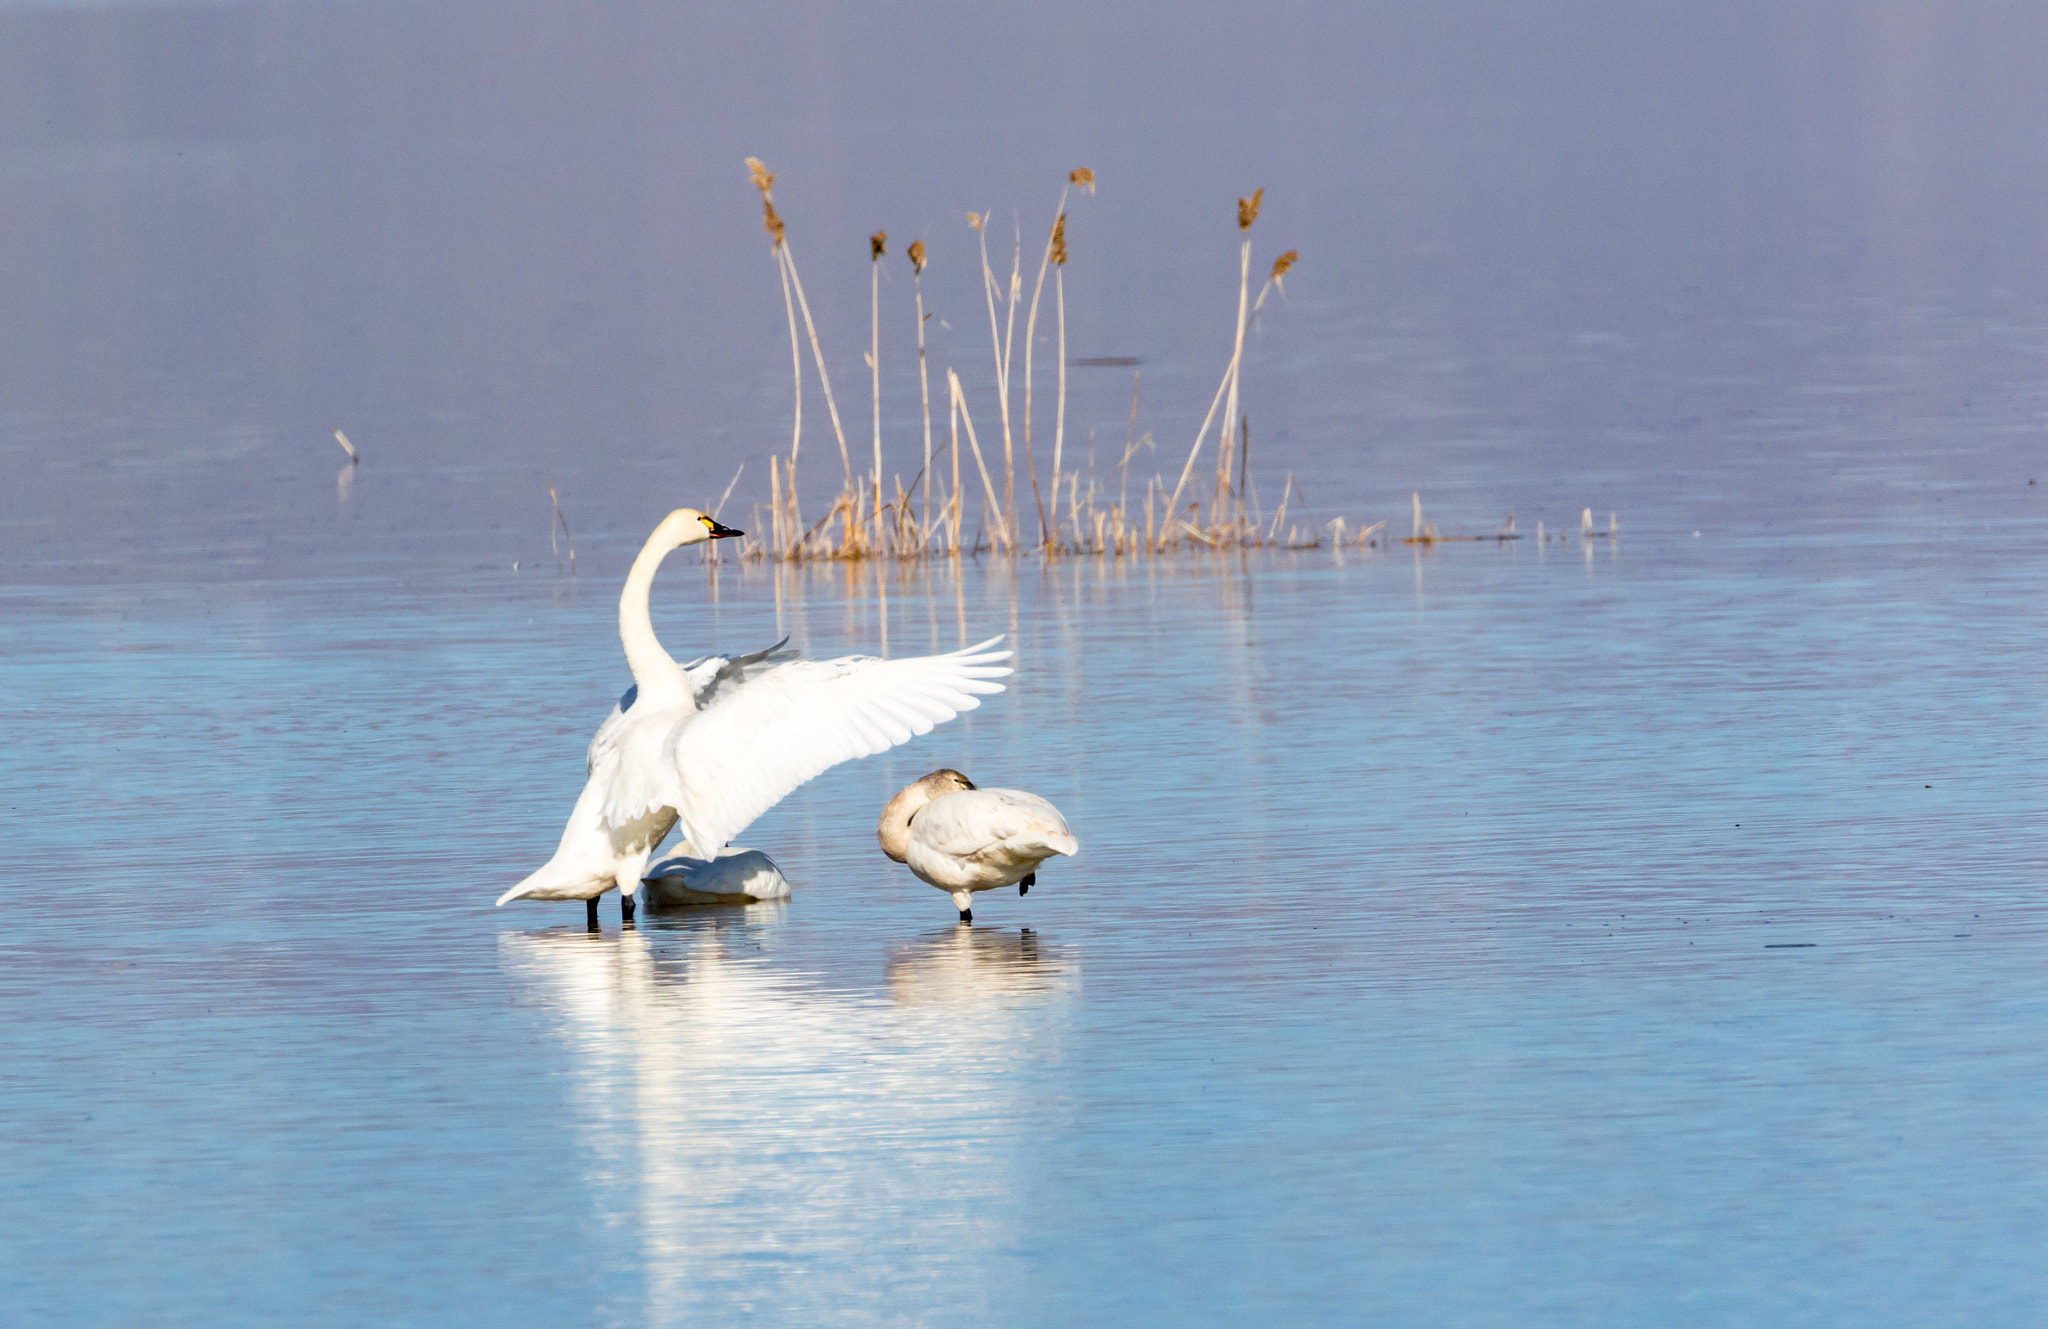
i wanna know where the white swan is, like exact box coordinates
[498,509,1013,925]
[878,769,1078,922]
[640,846,792,907]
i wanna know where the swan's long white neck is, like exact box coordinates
[619,523,694,708]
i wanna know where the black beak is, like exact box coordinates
[961,777,977,790]
[705,519,744,539]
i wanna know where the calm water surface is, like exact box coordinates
[4,2,2047,1325]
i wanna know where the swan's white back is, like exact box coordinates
[641,846,792,905]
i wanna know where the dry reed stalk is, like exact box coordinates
[547,481,576,574]
[331,427,359,463]
[967,212,1019,546]
[946,372,964,554]
[1213,191,1261,521]
[869,230,886,553]
[1163,189,1262,547]
[746,157,849,490]
[908,239,933,549]
[782,244,852,487]
[1236,414,1250,530]
[770,454,784,554]
[748,159,806,556]
[704,463,746,566]
[1049,214,1071,542]
[1023,170,1091,543]
[948,369,1009,551]
[1001,230,1023,538]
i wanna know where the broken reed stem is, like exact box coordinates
[705,463,746,566]
[948,369,1009,551]
[331,427,359,463]
[547,481,576,575]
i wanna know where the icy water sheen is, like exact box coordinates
[5,2,2048,1326]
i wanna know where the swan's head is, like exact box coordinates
[877,768,977,862]
[656,508,744,550]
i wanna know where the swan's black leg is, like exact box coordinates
[586,898,600,931]
[959,907,973,923]
[621,893,636,925]
[1019,873,1035,896]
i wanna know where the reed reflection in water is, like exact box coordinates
[499,912,1078,1322]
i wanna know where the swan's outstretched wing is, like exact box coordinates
[585,639,794,773]
[656,637,1012,857]
[682,636,797,709]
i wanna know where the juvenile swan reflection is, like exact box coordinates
[885,925,1075,1006]
[879,769,1078,922]
[498,916,1076,1318]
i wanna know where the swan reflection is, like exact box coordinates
[885,925,1077,1006]
[498,913,1076,1321]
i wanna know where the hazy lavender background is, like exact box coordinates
[2,3,2046,1326]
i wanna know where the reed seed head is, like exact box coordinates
[967,211,985,233]
[907,238,927,273]
[1238,187,1264,232]
[1069,167,1096,193]
[1050,214,1069,266]
[1270,249,1298,286]
[744,157,776,198]
[871,230,887,261]
[762,197,786,246]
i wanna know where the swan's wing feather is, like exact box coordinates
[691,637,798,709]
[913,789,1071,857]
[596,700,696,828]
[661,637,1012,855]
[584,684,638,774]
[679,637,798,708]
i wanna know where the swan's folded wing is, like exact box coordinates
[915,789,1073,858]
[661,637,1012,856]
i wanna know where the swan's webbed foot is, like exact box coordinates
[1019,873,1035,896]
[586,898,600,931]
[959,907,973,923]
[621,894,636,925]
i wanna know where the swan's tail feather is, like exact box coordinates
[497,858,594,906]
[1013,831,1078,861]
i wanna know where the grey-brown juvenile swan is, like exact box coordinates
[878,769,1077,922]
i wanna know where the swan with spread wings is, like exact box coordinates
[497,508,1012,924]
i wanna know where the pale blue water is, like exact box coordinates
[4,2,2048,1325]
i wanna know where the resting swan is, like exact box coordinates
[640,846,792,906]
[498,509,1012,925]
[879,769,1078,922]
